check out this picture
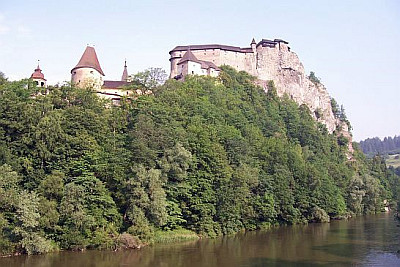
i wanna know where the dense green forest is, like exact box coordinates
[0,67,399,256]
[359,136,400,156]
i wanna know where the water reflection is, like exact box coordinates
[1,213,399,267]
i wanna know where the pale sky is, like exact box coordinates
[0,0,399,141]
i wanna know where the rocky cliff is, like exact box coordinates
[254,42,353,154]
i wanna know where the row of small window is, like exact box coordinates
[72,71,95,75]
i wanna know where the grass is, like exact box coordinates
[386,154,400,168]
[153,228,199,244]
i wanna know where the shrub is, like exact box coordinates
[311,207,330,223]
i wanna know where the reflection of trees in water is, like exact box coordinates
[2,213,400,267]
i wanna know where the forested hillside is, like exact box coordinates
[0,67,398,256]
[359,136,400,156]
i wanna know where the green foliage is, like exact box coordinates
[311,207,330,223]
[130,67,167,93]
[0,68,396,255]
[308,71,321,85]
[153,228,198,243]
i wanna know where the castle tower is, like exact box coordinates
[71,46,105,89]
[121,60,128,81]
[30,61,47,88]
[251,38,257,53]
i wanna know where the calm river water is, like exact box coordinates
[1,213,400,266]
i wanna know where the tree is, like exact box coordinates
[0,72,7,85]
[14,190,52,255]
[130,67,167,93]
[308,71,321,85]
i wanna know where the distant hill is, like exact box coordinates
[359,135,400,156]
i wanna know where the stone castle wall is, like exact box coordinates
[71,67,103,90]
[170,49,256,78]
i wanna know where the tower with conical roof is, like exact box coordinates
[121,60,128,81]
[71,46,104,89]
[30,61,47,88]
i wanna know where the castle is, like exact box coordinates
[70,46,132,104]
[30,46,132,104]
[169,38,296,82]
[29,39,352,151]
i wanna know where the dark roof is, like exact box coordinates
[170,38,288,54]
[71,46,105,76]
[241,47,253,53]
[30,64,46,80]
[274,39,289,44]
[256,39,289,47]
[177,50,221,71]
[170,44,253,54]
[103,80,129,89]
[201,61,220,71]
[177,50,201,65]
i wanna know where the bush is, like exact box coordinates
[311,207,330,223]
[117,233,142,249]
[19,232,53,255]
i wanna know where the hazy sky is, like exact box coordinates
[1,0,399,141]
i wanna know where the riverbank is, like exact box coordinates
[153,228,199,243]
[1,213,399,267]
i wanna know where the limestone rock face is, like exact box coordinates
[255,43,353,153]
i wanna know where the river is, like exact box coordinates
[1,213,400,266]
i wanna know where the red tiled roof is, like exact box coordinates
[71,46,105,76]
[30,64,46,80]
[103,80,129,89]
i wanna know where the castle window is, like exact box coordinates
[41,82,44,87]
[90,71,94,74]
[35,81,38,85]
[192,71,194,74]
[73,71,76,75]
